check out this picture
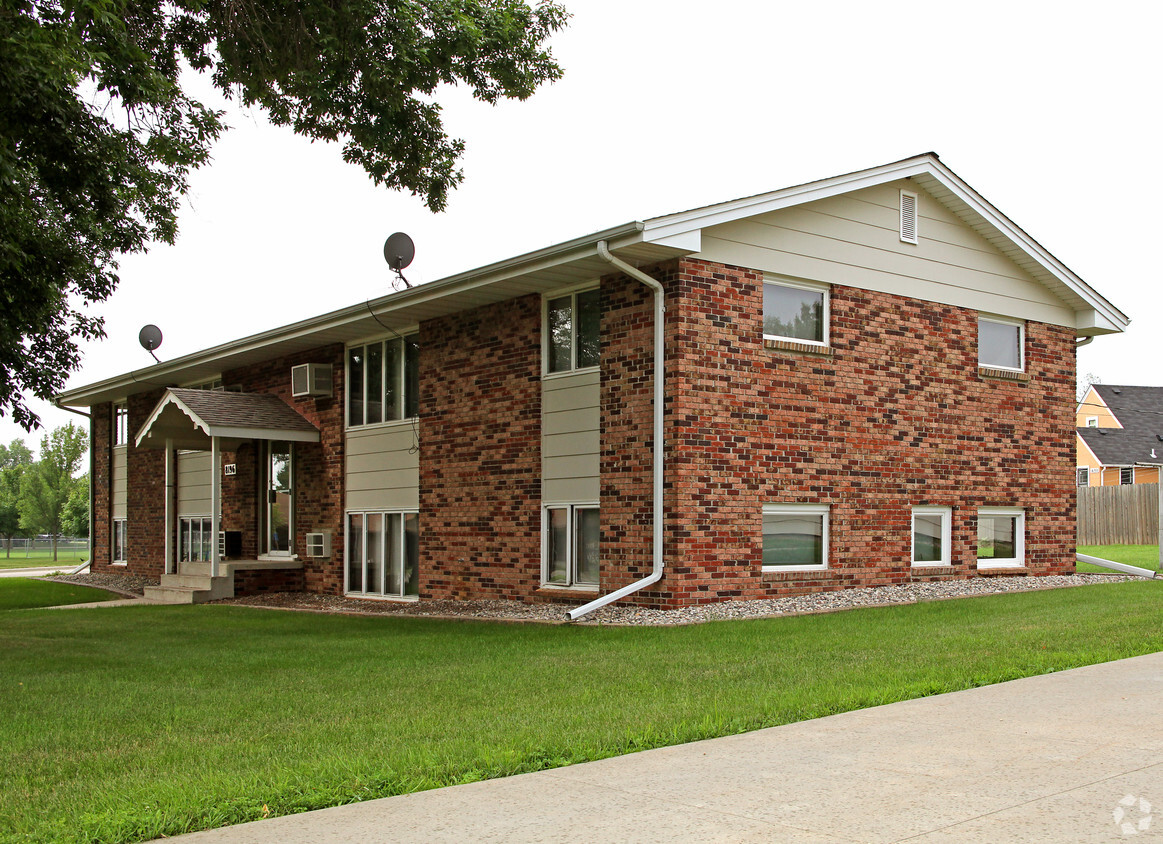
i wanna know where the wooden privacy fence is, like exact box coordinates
[1077,483,1159,546]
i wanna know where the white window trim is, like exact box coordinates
[178,515,214,563]
[1085,417,1099,428]
[111,518,127,564]
[541,502,600,589]
[761,503,829,572]
[762,277,830,348]
[977,508,1025,569]
[978,315,1025,373]
[113,403,129,447]
[1076,468,1090,487]
[911,506,952,568]
[542,284,600,378]
[345,334,420,431]
[343,509,420,601]
[1120,467,1135,485]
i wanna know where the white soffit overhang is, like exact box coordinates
[637,153,1128,336]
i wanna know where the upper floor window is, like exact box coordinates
[348,336,419,427]
[546,288,600,374]
[113,404,128,446]
[763,278,828,346]
[185,377,224,391]
[978,316,1024,371]
[1085,417,1099,428]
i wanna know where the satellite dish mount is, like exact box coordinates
[383,232,415,289]
[139,324,163,363]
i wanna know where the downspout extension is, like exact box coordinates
[567,242,665,621]
[1076,553,1162,579]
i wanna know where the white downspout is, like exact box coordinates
[568,241,665,621]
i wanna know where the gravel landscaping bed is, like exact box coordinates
[216,573,1141,626]
[39,571,1143,623]
[47,572,159,598]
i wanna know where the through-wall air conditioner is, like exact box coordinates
[291,364,333,398]
[305,531,331,558]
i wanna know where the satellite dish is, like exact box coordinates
[139,324,163,362]
[383,232,415,272]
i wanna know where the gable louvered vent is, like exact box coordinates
[900,190,918,244]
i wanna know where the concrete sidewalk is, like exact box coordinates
[170,652,1163,843]
[0,565,72,578]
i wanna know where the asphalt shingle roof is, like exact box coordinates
[167,388,318,434]
[1078,385,1163,466]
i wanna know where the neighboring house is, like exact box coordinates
[1076,385,1163,487]
[57,153,1128,613]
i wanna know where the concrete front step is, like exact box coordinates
[144,572,235,604]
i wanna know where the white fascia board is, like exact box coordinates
[921,158,1129,333]
[207,426,320,443]
[58,221,646,407]
[134,392,208,448]
[641,157,935,243]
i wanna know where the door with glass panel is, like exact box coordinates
[347,511,419,597]
[265,441,293,556]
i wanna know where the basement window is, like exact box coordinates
[762,504,829,571]
[912,507,951,567]
[112,519,127,564]
[543,504,599,587]
[977,508,1024,568]
[179,517,213,562]
[346,511,419,598]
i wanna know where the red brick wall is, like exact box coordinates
[418,294,543,599]
[223,344,346,595]
[125,390,166,576]
[90,402,113,572]
[642,257,1078,605]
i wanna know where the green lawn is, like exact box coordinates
[0,578,119,611]
[0,548,89,569]
[2,581,1162,843]
[1077,544,1160,573]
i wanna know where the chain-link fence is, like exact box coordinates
[1,536,90,564]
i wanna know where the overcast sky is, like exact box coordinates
[6,0,1160,454]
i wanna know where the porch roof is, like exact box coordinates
[135,389,321,451]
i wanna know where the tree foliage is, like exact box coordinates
[18,421,87,559]
[0,438,34,555]
[0,0,568,429]
[61,471,89,538]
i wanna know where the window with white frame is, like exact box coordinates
[977,509,1024,568]
[112,519,127,563]
[113,403,128,446]
[978,316,1024,371]
[347,336,419,428]
[1085,417,1099,428]
[1076,468,1090,487]
[179,517,214,562]
[1120,467,1134,485]
[543,504,599,586]
[763,278,829,346]
[545,288,600,374]
[912,507,951,567]
[346,511,419,597]
[762,504,829,571]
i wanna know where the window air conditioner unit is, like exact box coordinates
[291,364,332,398]
[305,531,331,558]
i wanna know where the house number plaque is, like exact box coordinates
[224,464,237,476]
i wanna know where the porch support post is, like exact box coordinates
[211,436,221,578]
[164,439,174,575]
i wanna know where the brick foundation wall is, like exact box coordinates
[232,567,306,596]
[419,294,543,599]
[650,257,1078,605]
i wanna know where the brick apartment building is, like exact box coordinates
[58,154,1127,616]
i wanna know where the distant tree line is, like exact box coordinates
[0,422,88,561]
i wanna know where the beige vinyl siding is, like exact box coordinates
[345,423,419,511]
[699,180,1076,327]
[111,447,127,519]
[543,370,599,502]
[177,451,213,516]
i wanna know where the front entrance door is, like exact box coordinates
[265,441,293,556]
